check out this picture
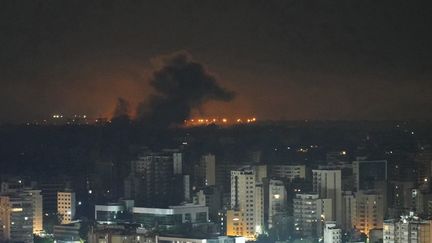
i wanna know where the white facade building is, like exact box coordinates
[229,167,264,240]
[324,221,342,243]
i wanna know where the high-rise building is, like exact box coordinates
[411,188,425,215]
[9,193,33,243]
[414,148,432,189]
[0,180,43,236]
[324,221,342,243]
[352,190,384,236]
[293,193,332,238]
[173,152,183,175]
[0,196,11,241]
[0,193,34,243]
[341,191,355,231]
[255,183,264,235]
[352,160,387,191]
[183,175,191,202]
[24,189,43,235]
[267,179,287,229]
[383,213,432,243]
[57,191,76,224]
[40,179,70,214]
[194,154,216,187]
[194,185,222,221]
[271,165,306,181]
[389,180,416,218]
[255,165,267,183]
[229,167,264,240]
[312,170,342,225]
[216,163,242,194]
[124,151,185,207]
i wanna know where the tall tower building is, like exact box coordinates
[254,183,264,234]
[0,196,11,241]
[24,189,43,235]
[229,167,264,240]
[267,179,287,229]
[57,191,76,224]
[255,165,267,183]
[173,152,183,175]
[352,160,387,191]
[341,191,356,231]
[293,193,332,238]
[414,148,432,189]
[312,170,342,224]
[124,151,185,207]
[194,154,216,187]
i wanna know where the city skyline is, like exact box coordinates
[1,1,432,242]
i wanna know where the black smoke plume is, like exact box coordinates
[137,52,235,128]
[113,97,130,118]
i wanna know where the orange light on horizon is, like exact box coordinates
[184,116,257,126]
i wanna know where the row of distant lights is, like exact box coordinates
[52,114,87,119]
[186,118,257,124]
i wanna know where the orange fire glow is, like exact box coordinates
[184,117,257,126]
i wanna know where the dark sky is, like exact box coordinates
[1,0,431,122]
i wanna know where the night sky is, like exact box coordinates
[1,0,431,123]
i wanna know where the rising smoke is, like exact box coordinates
[136,52,235,128]
[113,97,131,118]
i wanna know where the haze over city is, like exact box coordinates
[1,0,431,123]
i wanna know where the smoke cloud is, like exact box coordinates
[113,97,131,118]
[137,52,235,128]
